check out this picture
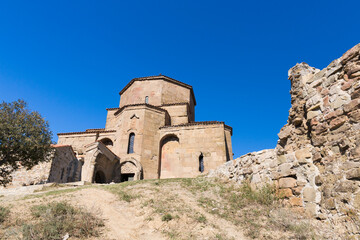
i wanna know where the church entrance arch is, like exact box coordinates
[159,134,181,179]
[95,170,106,183]
[92,153,118,183]
[120,159,142,182]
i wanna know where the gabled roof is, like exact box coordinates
[119,75,196,105]
[57,129,116,136]
[114,103,168,116]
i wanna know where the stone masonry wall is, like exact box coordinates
[6,145,80,187]
[210,43,360,236]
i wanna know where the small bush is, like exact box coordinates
[196,214,207,223]
[162,213,173,222]
[0,206,10,223]
[22,201,103,240]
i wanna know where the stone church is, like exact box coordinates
[56,75,233,183]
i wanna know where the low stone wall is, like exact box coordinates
[5,145,81,187]
[10,161,52,186]
[210,43,360,236]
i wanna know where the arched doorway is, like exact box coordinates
[119,159,142,182]
[92,153,118,183]
[159,135,181,179]
[95,170,106,183]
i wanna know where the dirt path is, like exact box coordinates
[173,187,246,240]
[71,188,165,240]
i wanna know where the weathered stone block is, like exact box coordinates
[341,79,354,91]
[349,109,360,122]
[354,194,360,209]
[344,99,360,112]
[315,175,323,186]
[335,180,357,192]
[351,87,360,100]
[279,177,297,188]
[304,203,317,216]
[292,186,303,196]
[329,116,348,130]
[330,97,348,110]
[278,126,292,140]
[346,168,360,180]
[279,188,293,198]
[277,163,295,177]
[307,110,321,119]
[295,148,312,163]
[312,135,326,147]
[289,197,303,206]
[324,198,336,210]
[350,145,360,159]
[324,109,344,121]
[303,187,316,202]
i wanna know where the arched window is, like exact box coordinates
[128,133,135,154]
[145,96,149,104]
[199,153,204,173]
[100,138,113,146]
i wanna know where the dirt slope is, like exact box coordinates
[0,178,341,239]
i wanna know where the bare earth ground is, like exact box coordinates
[0,178,343,240]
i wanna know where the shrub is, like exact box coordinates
[162,213,173,222]
[196,214,207,223]
[22,201,103,240]
[0,206,10,223]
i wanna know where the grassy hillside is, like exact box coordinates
[0,178,339,239]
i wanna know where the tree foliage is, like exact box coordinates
[0,100,53,186]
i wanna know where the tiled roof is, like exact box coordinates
[160,121,233,135]
[85,128,105,132]
[57,130,116,136]
[114,103,168,116]
[51,144,72,148]
[118,75,196,105]
[161,102,189,107]
[107,103,189,113]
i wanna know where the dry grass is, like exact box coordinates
[100,177,321,239]
[22,201,104,240]
[0,206,10,223]
[0,201,104,240]
[0,177,333,239]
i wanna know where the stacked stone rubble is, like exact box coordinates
[210,43,360,236]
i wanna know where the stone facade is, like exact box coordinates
[210,43,360,236]
[57,75,233,183]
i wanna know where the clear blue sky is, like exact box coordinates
[0,0,359,158]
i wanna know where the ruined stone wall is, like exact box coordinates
[9,161,52,187]
[6,145,80,187]
[210,43,360,236]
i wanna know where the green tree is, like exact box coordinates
[0,100,53,186]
